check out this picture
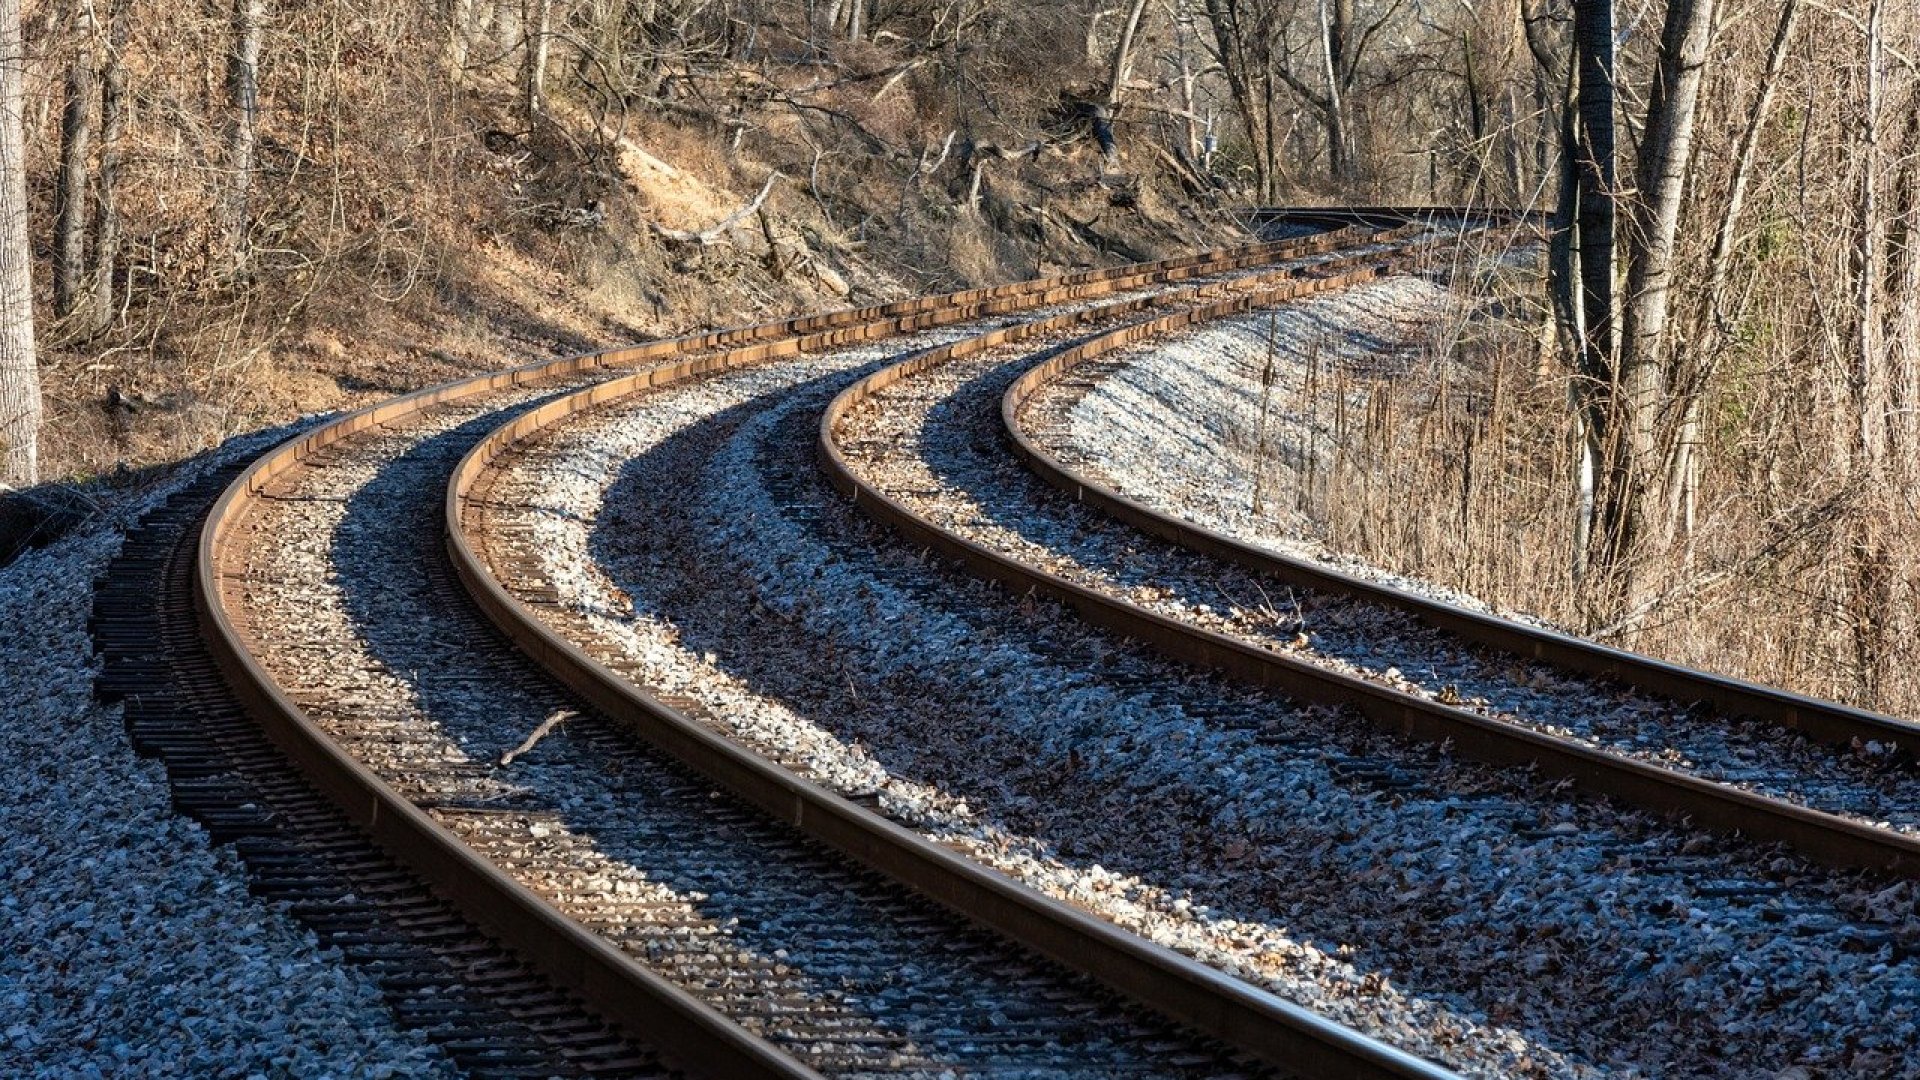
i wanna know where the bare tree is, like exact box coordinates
[222,0,263,269]
[0,0,40,485]
[88,0,127,330]
[1200,0,1282,197]
[523,0,553,121]
[53,0,98,321]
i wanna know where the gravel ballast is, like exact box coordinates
[482,300,1920,1079]
[231,371,1241,1077]
[0,438,457,1079]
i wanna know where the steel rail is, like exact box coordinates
[1001,335,1920,760]
[447,230,1461,1079]
[819,251,1920,880]
[196,219,1394,1079]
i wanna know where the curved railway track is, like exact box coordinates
[819,231,1920,880]
[449,226,1461,1077]
[182,220,1472,1079]
[445,212,1920,1076]
[996,291,1920,868]
[95,207,1916,1077]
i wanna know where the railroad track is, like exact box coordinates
[442,213,1917,1077]
[175,220,1479,1079]
[998,282,1920,875]
[95,209,1919,1077]
[823,224,1920,880]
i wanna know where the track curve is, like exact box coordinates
[816,238,1920,879]
[197,219,1450,1078]
[446,227,1461,1078]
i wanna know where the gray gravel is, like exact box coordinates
[832,283,1920,1073]
[0,434,457,1080]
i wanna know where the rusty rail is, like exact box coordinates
[445,231,1465,1078]
[197,216,1430,1079]
[1002,342,1920,761]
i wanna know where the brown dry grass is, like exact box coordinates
[1258,265,1920,717]
[25,0,1240,486]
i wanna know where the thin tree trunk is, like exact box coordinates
[222,0,262,270]
[1262,72,1281,199]
[1852,0,1885,470]
[1318,0,1350,182]
[522,0,552,122]
[1107,0,1150,108]
[0,0,41,486]
[1702,0,1798,332]
[447,0,478,76]
[1566,0,1624,602]
[1619,0,1717,553]
[1201,0,1270,197]
[1461,31,1487,192]
[88,0,126,331]
[54,0,98,321]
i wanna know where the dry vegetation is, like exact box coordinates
[17,0,1245,479]
[1263,245,1920,716]
[2,0,1915,712]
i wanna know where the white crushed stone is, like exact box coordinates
[0,434,457,1079]
[1052,276,1509,615]
[483,258,1919,1078]
[1013,281,1920,829]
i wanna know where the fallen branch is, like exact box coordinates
[499,709,577,766]
[651,172,785,245]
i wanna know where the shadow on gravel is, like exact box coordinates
[0,483,107,570]
[322,395,1191,1070]
[582,366,1617,1063]
[584,353,1920,1077]
[3,420,327,572]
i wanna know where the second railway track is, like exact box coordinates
[824,226,1920,879]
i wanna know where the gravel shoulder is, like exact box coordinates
[0,434,457,1079]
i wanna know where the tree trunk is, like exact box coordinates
[1461,31,1487,192]
[446,0,478,76]
[1848,0,1889,703]
[1563,0,1625,603]
[1106,0,1150,109]
[54,0,98,321]
[0,0,41,486]
[88,0,127,331]
[1619,0,1717,551]
[1317,0,1352,183]
[1200,0,1271,198]
[222,0,262,270]
[1702,0,1798,334]
[1093,0,1150,164]
[522,0,552,122]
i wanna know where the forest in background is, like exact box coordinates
[0,0,1915,710]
